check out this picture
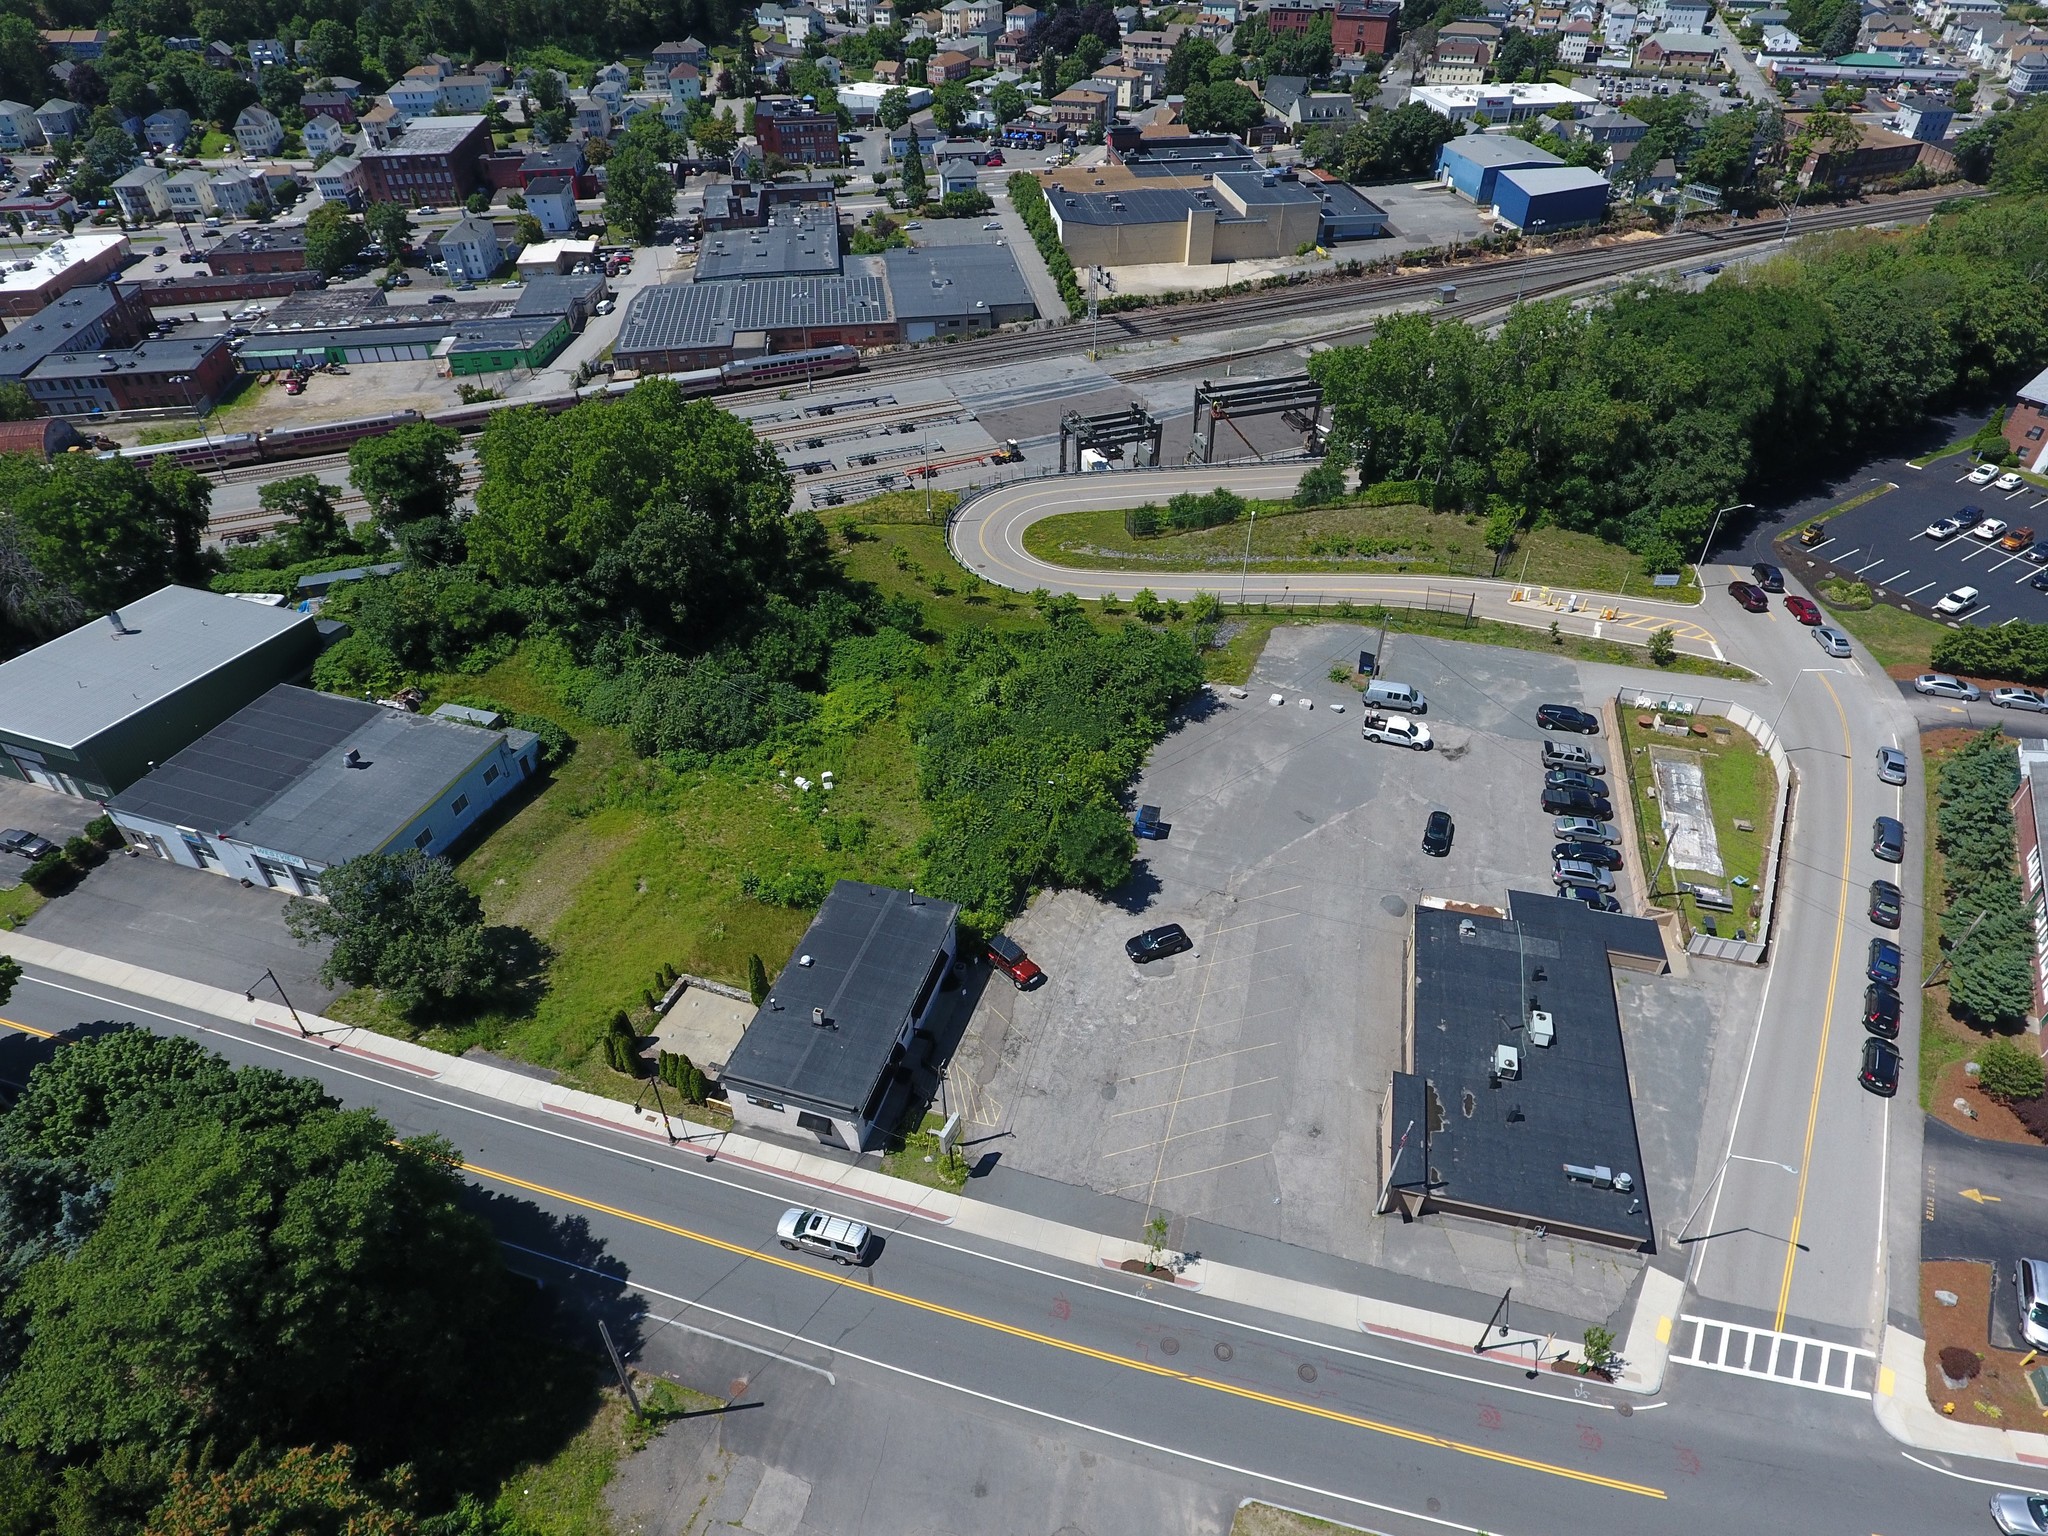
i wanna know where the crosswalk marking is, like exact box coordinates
[1670,1315,1874,1398]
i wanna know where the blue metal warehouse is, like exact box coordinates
[1433,134,1563,204]
[1491,165,1612,234]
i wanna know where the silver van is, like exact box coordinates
[1362,680,1426,714]
[1552,859,1615,893]
[1541,739,1604,772]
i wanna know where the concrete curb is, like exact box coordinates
[1,929,1676,1391]
[1874,1325,2048,1464]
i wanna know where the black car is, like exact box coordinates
[1868,878,1902,929]
[1863,982,1901,1038]
[1554,840,1623,869]
[0,828,55,859]
[1859,1036,1901,1097]
[1126,924,1192,963]
[1727,581,1769,613]
[1542,786,1614,819]
[1872,815,1905,863]
[1544,768,1609,795]
[1866,936,1902,987]
[1536,704,1600,734]
[1570,889,1622,913]
[1750,562,1785,592]
[1422,810,1454,857]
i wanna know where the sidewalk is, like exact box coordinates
[1875,1326,2048,1466]
[0,929,1681,1394]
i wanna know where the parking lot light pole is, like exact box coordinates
[1696,502,1754,572]
[245,967,310,1039]
[1239,506,1259,608]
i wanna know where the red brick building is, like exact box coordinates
[753,97,841,166]
[1266,0,1398,57]
[357,114,493,208]
[2005,367,2048,475]
[205,227,308,275]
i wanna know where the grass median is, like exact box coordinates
[1615,710,1776,940]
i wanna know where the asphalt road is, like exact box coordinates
[0,970,2014,1536]
[1923,1118,2048,1266]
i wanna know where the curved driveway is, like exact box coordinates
[952,468,1726,659]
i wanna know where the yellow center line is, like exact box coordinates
[1774,672,1855,1331]
[0,1015,54,1039]
[464,1159,1665,1500]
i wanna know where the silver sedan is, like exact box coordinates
[1993,687,2048,712]
[1993,1490,2048,1534]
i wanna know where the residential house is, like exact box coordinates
[1090,64,1150,110]
[1426,35,1490,81]
[930,49,975,80]
[388,73,445,117]
[208,168,267,219]
[1559,19,1599,64]
[1759,24,1804,52]
[165,168,216,218]
[32,99,83,141]
[1198,0,1242,34]
[875,59,906,83]
[359,103,402,147]
[438,75,494,112]
[302,114,348,158]
[310,155,366,206]
[1046,84,1116,131]
[1006,3,1042,31]
[938,157,980,195]
[300,90,357,125]
[572,95,613,138]
[111,165,170,221]
[520,143,595,197]
[651,40,695,72]
[783,4,831,42]
[234,105,284,156]
[522,171,578,233]
[964,0,1002,25]
[2001,365,2048,475]
[1572,107,1649,150]
[1894,94,1953,139]
[320,76,364,97]
[667,62,703,107]
[1264,74,1356,134]
[1635,30,1721,67]
[472,61,511,86]
[1793,114,1928,186]
[591,75,628,113]
[202,40,235,68]
[38,28,106,58]
[1660,0,1710,30]
[249,39,289,68]
[2015,51,2048,92]
[939,0,973,32]
[754,95,841,163]
[871,1,899,27]
[0,102,40,151]
[1122,28,1178,65]
[1604,1,1641,47]
[595,61,632,90]
[1532,5,1564,31]
[439,213,502,280]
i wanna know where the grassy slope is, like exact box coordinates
[1616,712,1776,936]
[1815,585,1948,672]
[1021,500,1703,602]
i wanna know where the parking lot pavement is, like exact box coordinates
[950,623,1722,1320]
[0,780,99,890]
[23,854,340,1011]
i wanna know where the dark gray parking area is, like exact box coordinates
[0,781,100,889]
[24,854,339,1011]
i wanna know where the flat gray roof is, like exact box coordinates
[1441,133,1565,168]
[29,333,228,379]
[362,113,487,155]
[615,273,889,354]
[1051,185,1202,225]
[110,684,515,867]
[721,880,959,1119]
[695,215,844,281]
[0,586,314,750]
[879,243,1036,319]
[1215,170,1323,205]
[0,284,124,379]
[1497,165,1612,194]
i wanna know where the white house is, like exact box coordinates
[249,38,289,67]
[143,107,191,149]
[1759,23,1803,51]
[595,61,633,89]
[522,171,578,233]
[439,213,502,280]
[2014,50,2048,92]
[667,63,703,106]
[0,101,40,150]
[234,105,284,156]
[111,164,170,221]
[33,99,83,141]
[302,113,348,158]
[310,155,366,204]
[437,75,493,112]
[166,168,216,217]
[1603,2,1641,47]
[573,95,613,137]
[208,168,267,218]
[387,78,443,116]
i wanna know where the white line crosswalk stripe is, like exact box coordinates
[1670,1315,1874,1398]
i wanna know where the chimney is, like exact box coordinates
[105,611,131,636]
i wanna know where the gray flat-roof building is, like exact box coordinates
[879,243,1039,337]
[109,684,540,895]
[612,271,893,372]
[0,585,320,799]
[721,880,959,1152]
[694,210,844,280]
[1381,893,1667,1251]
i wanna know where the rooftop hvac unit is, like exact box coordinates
[1563,1163,1633,1191]
[1493,1043,1520,1079]
[1527,1010,1554,1047]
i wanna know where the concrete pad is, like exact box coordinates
[741,1466,811,1535]
[653,983,754,1076]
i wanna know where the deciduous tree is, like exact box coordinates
[285,850,507,1015]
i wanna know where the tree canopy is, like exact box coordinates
[285,850,507,1016]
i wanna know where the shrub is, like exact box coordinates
[1931,621,2048,688]
[1939,1345,1982,1382]
[1294,461,1348,508]
[602,1010,642,1076]
[83,815,123,849]
[1647,627,1677,667]
[1125,502,1162,538]
[747,952,770,1005]
[657,1049,708,1104]
[60,834,103,869]
[1976,1037,2045,1102]
[1006,173,1083,316]
[22,850,71,893]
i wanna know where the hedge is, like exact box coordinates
[1930,621,2048,687]
[1006,173,1084,318]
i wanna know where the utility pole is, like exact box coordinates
[1087,264,1101,361]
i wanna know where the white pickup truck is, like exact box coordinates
[1361,712,1433,750]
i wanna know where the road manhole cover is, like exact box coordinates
[1159,1337,1180,1356]
[1214,1342,1234,1361]
[1381,894,1408,916]
[1616,1402,1634,1418]
[1297,1363,1318,1383]
[1100,1081,1118,1101]
[1427,1498,1442,1513]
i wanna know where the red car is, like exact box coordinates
[1783,594,1822,625]
[1727,580,1768,613]
[986,934,1043,989]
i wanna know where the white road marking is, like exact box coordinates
[1853,558,1888,574]
[1901,582,1936,598]
[1902,1453,2048,1494]
[1669,1316,1873,1397]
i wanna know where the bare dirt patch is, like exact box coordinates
[1921,1260,2047,1429]
[1930,1058,2045,1146]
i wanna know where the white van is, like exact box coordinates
[1362,680,1426,714]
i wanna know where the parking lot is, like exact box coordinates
[949,624,1725,1315]
[1765,451,2048,630]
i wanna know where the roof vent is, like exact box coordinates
[105,610,132,636]
[342,747,363,768]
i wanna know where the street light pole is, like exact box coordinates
[1695,502,1754,573]
[1238,506,1259,608]
[1673,1151,1796,1246]
[245,966,311,1039]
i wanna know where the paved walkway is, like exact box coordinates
[0,929,1684,1392]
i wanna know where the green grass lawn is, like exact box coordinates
[196,128,234,156]
[1020,499,1702,602]
[1615,711,1777,939]
[491,1379,721,1536]
[1814,582,1949,671]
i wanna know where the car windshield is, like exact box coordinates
[2031,1300,2048,1329]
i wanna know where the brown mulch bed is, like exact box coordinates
[1930,1058,2046,1146]
[1921,1261,2048,1429]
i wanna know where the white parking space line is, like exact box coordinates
[1902,582,1936,598]
[1853,557,1888,574]
[2014,568,2040,586]
[1807,537,1836,552]
[1833,545,1861,560]
[1872,568,1910,586]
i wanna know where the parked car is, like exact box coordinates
[1858,1036,1901,1097]
[1968,463,2001,485]
[1993,687,2048,712]
[1972,518,2009,541]
[1126,923,1192,963]
[1783,595,1822,625]
[0,829,55,859]
[2033,568,2048,593]
[1421,809,1454,857]
[2018,1260,2048,1352]
[427,293,453,304]
[1872,815,1906,863]
[986,933,1043,989]
[1914,671,1981,699]
[1544,768,1609,795]
[1536,703,1600,734]
[1553,816,1618,843]
[1991,1490,2048,1536]
[1922,513,1971,541]
[2002,525,2036,552]
[1133,804,1164,840]
[1996,472,2027,493]
[2027,541,2048,565]
[1863,982,1900,1037]
[1570,889,1623,913]
[1749,561,1784,592]
[1554,840,1623,869]
[1542,785,1613,819]
[1868,878,1902,928]
[416,204,439,215]
[1727,580,1769,613]
[1875,747,1908,785]
[1552,859,1615,893]
[776,1206,871,1265]
[1866,935,1902,986]
[1813,626,1852,657]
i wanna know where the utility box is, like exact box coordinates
[1493,1043,1520,1080]
[1527,1010,1554,1048]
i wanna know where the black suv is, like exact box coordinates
[1536,704,1600,734]
[1554,840,1622,869]
[1859,1036,1901,1097]
[1872,815,1906,863]
[1863,982,1900,1038]
[1126,924,1192,963]
[1750,562,1785,592]
[1542,785,1614,819]
[1867,879,1902,929]
[1866,936,1902,986]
